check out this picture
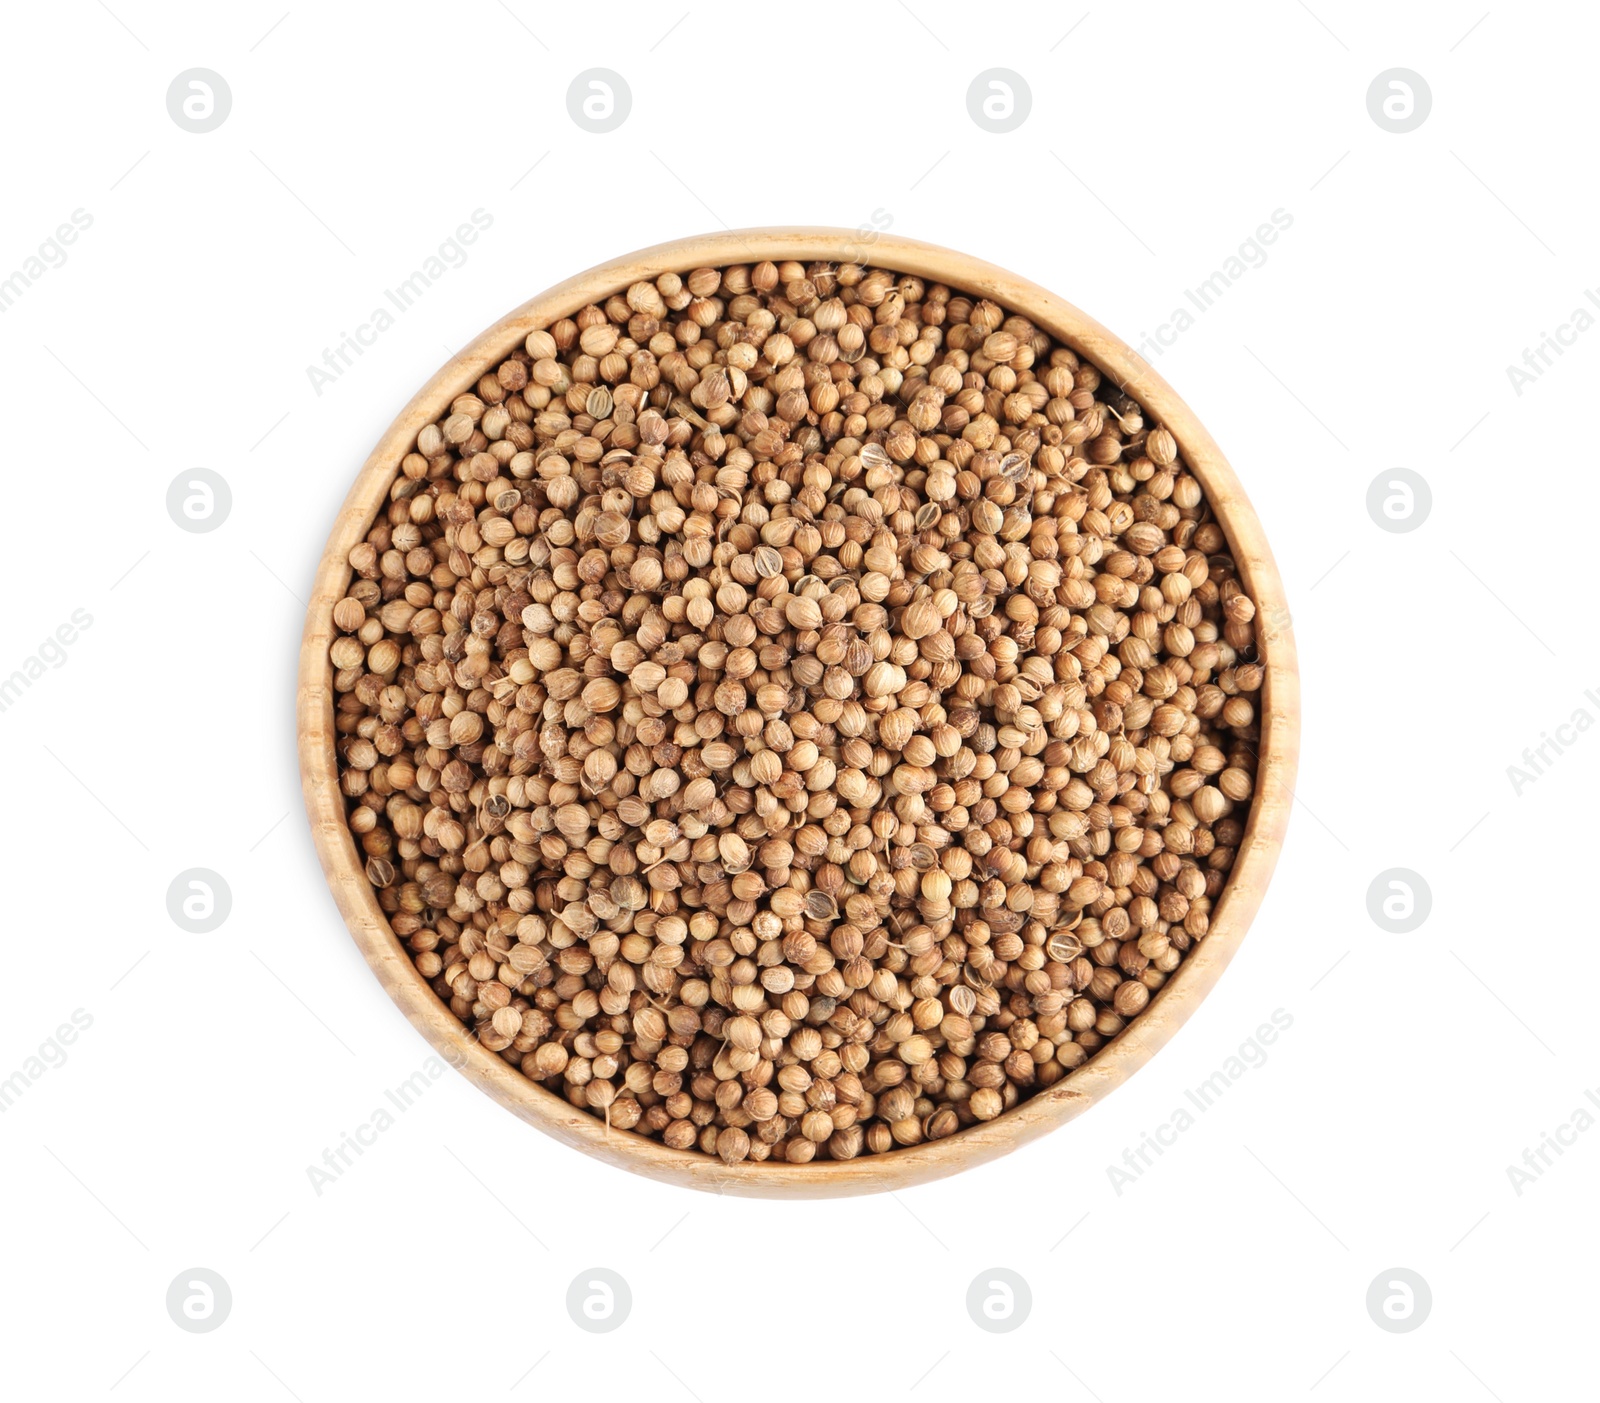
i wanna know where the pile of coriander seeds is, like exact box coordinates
[330,257,1265,1166]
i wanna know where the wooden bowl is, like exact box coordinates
[298,229,1300,1197]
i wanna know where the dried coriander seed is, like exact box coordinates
[331,256,1266,1165]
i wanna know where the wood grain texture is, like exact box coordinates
[297,229,1301,1197]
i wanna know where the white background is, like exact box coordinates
[1,1,1593,1397]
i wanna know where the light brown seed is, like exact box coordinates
[333,256,1265,1167]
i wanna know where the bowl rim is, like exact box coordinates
[297,226,1300,1198]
